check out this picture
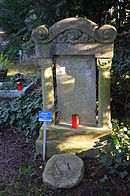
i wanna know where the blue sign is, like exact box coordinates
[39,111,52,122]
[19,50,22,55]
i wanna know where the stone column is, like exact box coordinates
[39,58,54,112]
[97,58,112,128]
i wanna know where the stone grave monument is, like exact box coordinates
[32,17,117,156]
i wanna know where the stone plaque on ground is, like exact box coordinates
[43,154,84,189]
[56,56,96,125]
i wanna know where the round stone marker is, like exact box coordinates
[43,154,84,189]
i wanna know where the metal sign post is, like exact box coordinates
[43,121,47,160]
[38,111,52,160]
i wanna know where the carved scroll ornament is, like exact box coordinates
[31,25,48,43]
[95,25,117,43]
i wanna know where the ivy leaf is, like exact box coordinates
[17,119,24,127]
[114,138,119,145]
[100,175,108,183]
[10,114,15,125]
[119,171,128,179]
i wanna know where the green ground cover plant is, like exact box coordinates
[0,90,42,137]
[99,37,130,183]
[99,122,130,182]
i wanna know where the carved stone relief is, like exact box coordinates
[54,29,95,44]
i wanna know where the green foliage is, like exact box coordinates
[0,0,41,59]
[0,0,33,34]
[111,40,130,120]
[3,36,23,59]
[0,51,10,71]
[22,40,35,53]
[36,0,129,32]
[113,122,130,153]
[19,165,35,177]
[99,122,130,180]
[0,91,42,137]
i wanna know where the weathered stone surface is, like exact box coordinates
[43,154,84,189]
[56,55,96,125]
[53,29,95,44]
[32,17,117,129]
[95,25,117,43]
[97,58,112,128]
[35,42,114,58]
[32,17,116,58]
[32,25,48,43]
[32,17,117,44]
[36,124,111,158]
[39,58,54,112]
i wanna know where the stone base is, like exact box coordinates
[36,123,111,158]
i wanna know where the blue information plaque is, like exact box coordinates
[19,50,22,55]
[38,111,52,122]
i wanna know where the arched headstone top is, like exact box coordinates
[32,17,117,44]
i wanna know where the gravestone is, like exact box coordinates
[56,56,96,125]
[32,17,117,157]
[32,17,117,128]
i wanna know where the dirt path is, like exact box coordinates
[0,128,36,183]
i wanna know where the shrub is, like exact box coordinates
[99,121,130,180]
[111,36,130,121]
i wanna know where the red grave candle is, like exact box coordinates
[72,114,79,128]
[17,82,22,91]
